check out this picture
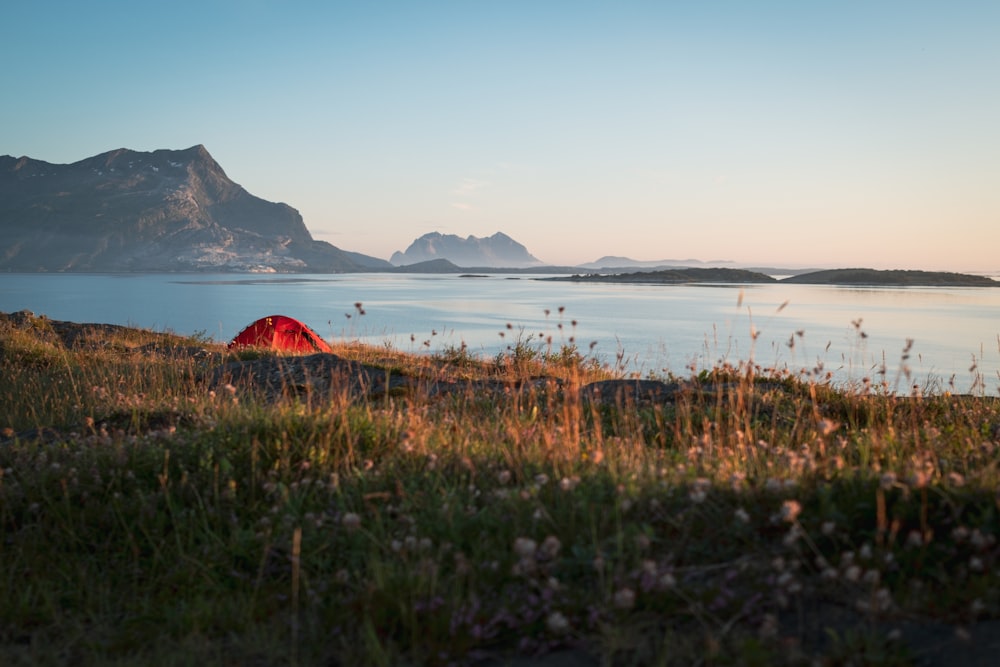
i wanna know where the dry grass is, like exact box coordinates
[1,311,999,666]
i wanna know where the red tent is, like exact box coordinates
[228,315,332,353]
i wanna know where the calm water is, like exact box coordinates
[2,273,999,393]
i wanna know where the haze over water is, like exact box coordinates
[2,273,998,395]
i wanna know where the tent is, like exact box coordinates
[228,315,332,353]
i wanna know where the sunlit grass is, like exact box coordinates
[1,310,999,665]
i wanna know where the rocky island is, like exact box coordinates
[545,267,777,284]
[781,268,997,287]
[548,267,996,287]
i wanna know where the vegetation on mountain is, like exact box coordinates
[2,310,999,665]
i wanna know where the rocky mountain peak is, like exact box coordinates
[390,231,543,268]
[0,145,389,272]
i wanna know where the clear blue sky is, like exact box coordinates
[4,1,998,270]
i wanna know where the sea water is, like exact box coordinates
[2,272,998,393]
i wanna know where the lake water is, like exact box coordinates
[2,272,999,394]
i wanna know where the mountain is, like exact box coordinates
[0,145,391,272]
[390,231,543,268]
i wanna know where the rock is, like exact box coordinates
[209,353,416,403]
[580,379,680,406]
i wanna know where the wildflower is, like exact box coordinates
[817,419,838,436]
[730,472,747,490]
[546,611,570,635]
[844,565,862,582]
[734,507,750,524]
[559,476,579,491]
[539,535,561,560]
[874,587,892,611]
[341,512,361,531]
[688,478,710,504]
[658,572,677,590]
[513,537,537,559]
[906,530,924,549]
[780,499,802,523]
[909,469,932,488]
[612,587,636,610]
[821,520,836,536]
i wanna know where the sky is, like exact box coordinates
[3,1,999,271]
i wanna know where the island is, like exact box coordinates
[544,267,777,284]
[781,268,997,287]
[544,267,996,287]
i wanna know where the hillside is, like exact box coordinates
[0,146,391,272]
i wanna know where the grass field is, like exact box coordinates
[1,310,999,666]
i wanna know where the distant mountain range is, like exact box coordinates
[390,231,544,268]
[0,145,391,272]
[2,145,993,282]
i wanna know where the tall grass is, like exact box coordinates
[1,311,998,665]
